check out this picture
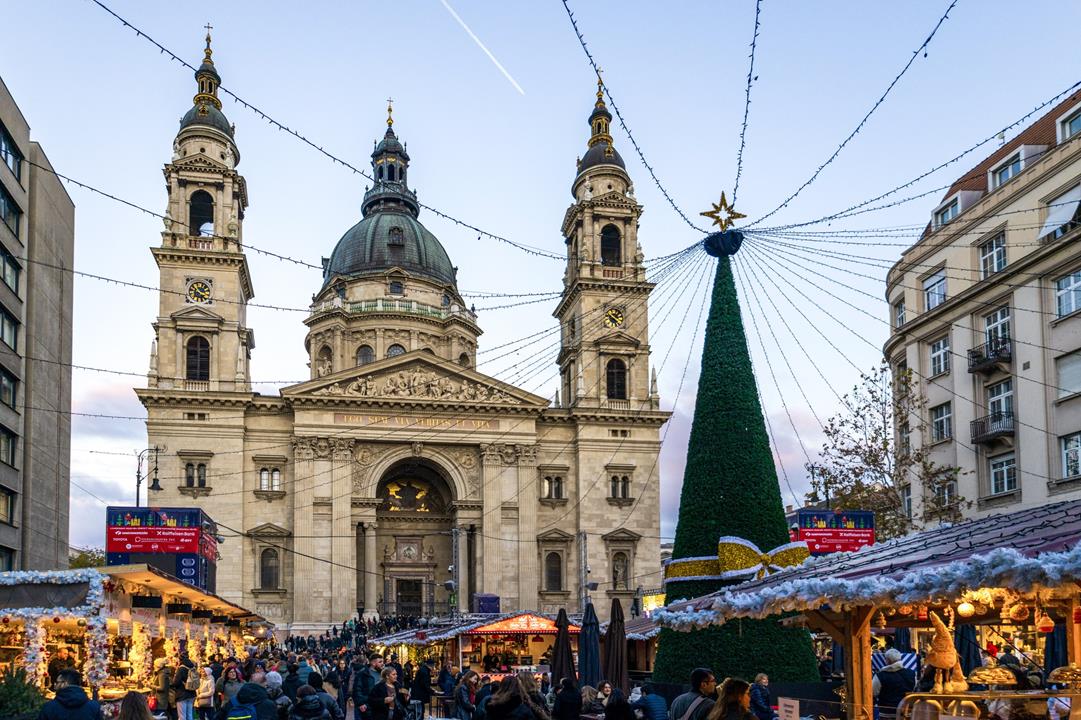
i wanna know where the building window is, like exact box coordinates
[606,358,627,400]
[1057,271,1081,317]
[600,225,621,266]
[185,336,210,381]
[1056,352,1081,398]
[985,306,1011,344]
[989,452,1017,496]
[1044,186,1081,241]
[894,300,906,328]
[544,552,562,592]
[987,379,1014,419]
[458,352,471,368]
[356,345,375,366]
[185,462,208,487]
[543,475,564,500]
[991,154,1022,189]
[386,343,406,358]
[0,247,19,294]
[923,271,946,310]
[0,369,15,409]
[0,489,12,525]
[0,125,20,180]
[189,190,214,237]
[609,475,630,499]
[0,427,15,467]
[930,403,952,443]
[388,227,404,245]
[611,551,629,590]
[185,463,195,487]
[259,467,282,491]
[935,199,959,226]
[898,423,911,456]
[1062,433,1081,479]
[900,485,912,519]
[1064,109,1081,140]
[929,336,950,377]
[260,548,280,590]
[197,463,207,487]
[0,548,12,572]
[389,281,404,295]
[979,233,1007,278]
[0,185,19,236]
[935,480,958,506]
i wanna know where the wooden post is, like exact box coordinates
[844,607,875,720]
[1067,596,1081,665]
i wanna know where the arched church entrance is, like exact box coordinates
[373,458,455,618]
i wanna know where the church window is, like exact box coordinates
[259,467,282,491]
[606,358,627,400]
[197,463,207,487]
[610,475,630,499]
[621,476,630,498]
[185,463,195,487]
[186,336,210,381]
[611,552,629,590]
[259,468,269,490]
[356,345,375,366]
[442,294,451,307]
[260,548,280,590]
[377,165,384,180]
[387,164,396,181]
[386,344,406,358]
[389,227,404,245]
[379,478,447,514]
[458,352,470,368]
[600,225,621,266]
[389,281,404,295]
[545,552,563,592]
[189,190,214,237]
[544,475,564,500]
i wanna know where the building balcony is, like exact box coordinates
[184,380,210,391]
[968,336,1012,373]
[309,296,477,323]
[970,411,1014,443]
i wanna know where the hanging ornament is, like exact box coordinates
[2,617,9,624]
[875,611,887,629]
[898,604,914,616]
[1010,604,1031,623]
[917,605,929,621]
[1037,612,1055,634]
[53,617,61,624]
[957,602,976,618]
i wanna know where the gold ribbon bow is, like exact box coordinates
[664,536,809,584]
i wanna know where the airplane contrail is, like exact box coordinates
[438,0,525,96]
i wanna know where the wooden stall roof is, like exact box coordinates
[102,564,268,623]
[656,499,1081,629]
[600,615,659,641]
[370,612,578,647]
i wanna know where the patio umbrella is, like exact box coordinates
[551,608,576,688]
[893,627,913,653]
[954,624,982,674]
[579,602,604,689]
[603,598,630,695]
[1046,624,1068,676]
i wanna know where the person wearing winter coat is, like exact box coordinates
[409,660,434,714]
[871,651,915,720]
[328,660,352,716]
[356,656,385,720]
[308,673,345,720]
[218,667,246,708]
[298,659,314,687]
[581,687,605,716]
[153,659,173,719]
[630,684,667,720]
[454,672,480,720]
[292,686,332,720]
[705,679,755,720]
[173,659,198,720]
[216,682,278,720]
[604,691,633,720]
[196,667,217,720]
[284,665,303,703]
[368,668,407,720]
[37,669,103,720]
[552,679,580,720]
[748,676,774,720]
[484,677,548,720]
[267,672,295,720]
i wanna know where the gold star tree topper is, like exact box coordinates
[701,192,746,232]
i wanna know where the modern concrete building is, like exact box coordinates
[884,89,1081,522]
[0,75,75,570]
[137,39,668,631]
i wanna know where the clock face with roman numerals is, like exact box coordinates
[603,307,625,329]
[187,280,212,304]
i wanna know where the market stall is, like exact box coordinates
[0,564,269,716]
[656,499,1081,720]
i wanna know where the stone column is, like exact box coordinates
[292,438,316,624]
[363,521,379,619]
[331,439,357,621]
[456,525,470,614]
[479,444,504,599]
[516,445,539,611]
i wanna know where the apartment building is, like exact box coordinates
[0,75,74,569]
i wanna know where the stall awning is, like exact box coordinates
[656,498,1081,631]
[463,613,579,635]
[102,564,268,624]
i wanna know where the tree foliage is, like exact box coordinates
[0,667,45,718]
[805,363,967,541]
[68,547,106,569]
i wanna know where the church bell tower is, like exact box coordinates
[147,31,255,393]
[554,79,656,410]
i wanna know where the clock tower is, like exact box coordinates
[147,32,254,392]
[555,80,656,410]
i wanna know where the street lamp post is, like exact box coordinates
[135,445,165,507]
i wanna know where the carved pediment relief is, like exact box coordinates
[312,363,521,404]
[248,522,291,538]
[594,330,641,349]
[171,305,225,332]
[172,153,230,173]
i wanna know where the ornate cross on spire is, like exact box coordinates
[595,67,605,103]
[203,22,214,62]
[386,97,394,127]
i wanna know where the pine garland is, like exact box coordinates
[653,257,818,683]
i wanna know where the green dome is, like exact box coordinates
[180,103,234,138]
[323,210,457,287]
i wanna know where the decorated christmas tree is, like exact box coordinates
[653,237,818,683]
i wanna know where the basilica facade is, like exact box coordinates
[137,37,669,632]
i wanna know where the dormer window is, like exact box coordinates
[1067,111,1081,140]
[389,281,404,295]
[388,227,404,245]
[935,199,959,227]
[991,154,1021,189]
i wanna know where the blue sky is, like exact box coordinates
[2,0,1078,550]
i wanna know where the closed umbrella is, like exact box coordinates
[954,624,982,675]
[551,608,576,688]
[579,603,603,689]
[603,598,630,695]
